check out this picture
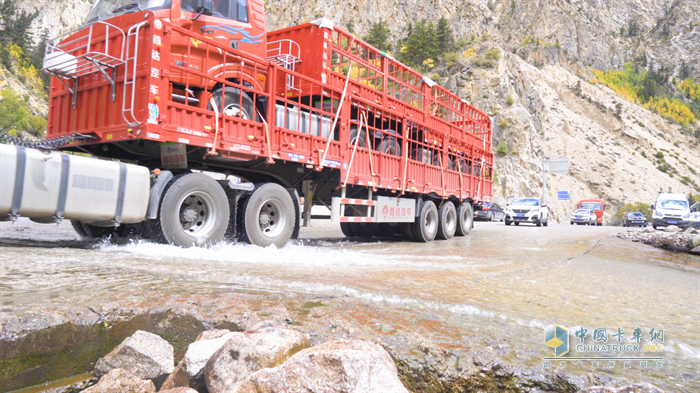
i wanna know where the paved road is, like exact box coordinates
[1,219,698,390]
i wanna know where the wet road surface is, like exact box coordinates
[1,219,699,391]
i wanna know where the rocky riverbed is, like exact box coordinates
[612,227,700,255]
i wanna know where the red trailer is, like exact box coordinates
[33,0,493,247]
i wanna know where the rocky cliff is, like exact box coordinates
[12,0,700,221]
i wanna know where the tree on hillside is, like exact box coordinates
[435,17,454,53]
[0,0,37,51]
[399,19,440,68]
[364,19,391,52]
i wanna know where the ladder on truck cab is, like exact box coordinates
[41,20,146,127]
[267,39,302,91]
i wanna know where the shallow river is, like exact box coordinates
[1,219,699,391]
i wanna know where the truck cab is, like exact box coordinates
[575,199,604,226]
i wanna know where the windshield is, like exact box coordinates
[512,198,539,206]
[86,0,171,23]
[574,209,590,215]
[580,202,602,211]
[658,199,689,210]
[181,0,249,22]
[629,213,644,218]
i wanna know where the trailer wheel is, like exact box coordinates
[411,200,438,242]
[436,201,456,240]
[340,222,355,237]
[454,202,473,236]
[158,173,229,247]
[70,220,89,237]
[400,222,415,241]
[239,183,295,247]
[210,87,255,121]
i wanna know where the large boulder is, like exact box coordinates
[234,340,409,393]
[693,234,700,248]
[161,329,235,392]
[664,225,680,232]
[94,330,174,386]
[159,389,199,393]
[83,369,155,393]
[204,327,310,393]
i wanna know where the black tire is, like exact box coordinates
[543,218,549,227]
[411,200,438,242]
[400,222,415,241]
[378,223,399,238]
[514,222,520,226]
[82,223,116,239]
[380,135,401,156]
[340,222,355,237]
[489,213,494,222]
[536,218,542,227]
[209,87,255,121]
[454,202,473,236]
[349,126,367,148]
[570,221,573,225]
[436,201,457,240]
[157,173,229,247]
[239,183,296,247]
[505,219,511,226]
[71,220,89,237]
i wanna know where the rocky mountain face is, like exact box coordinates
[13,0,700,221]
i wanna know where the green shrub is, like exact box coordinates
[495,142,509,156]
[654,151,664,159]
[472,58,496,68]
[0,88,47,137]
[506,94,514,106]
[485,48,500,61]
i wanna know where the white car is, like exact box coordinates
[504,198,549,227]
[570,209,596,225]
[691,202,700,229]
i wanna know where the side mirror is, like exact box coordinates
[196,0,214,14]
[651,205,655,210]
[542,204,547,208]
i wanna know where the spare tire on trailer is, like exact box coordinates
[238,183,296,247]
[454,201,473,236]
[411,200,438,242]
[155,173,230,247]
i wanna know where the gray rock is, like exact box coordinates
[161,329,234,392]
[664,225,680,232]
[685,227,699,235]
[233,340,409,393]
[94,330,174,385]
[159,389,199,393]
[579,382,665,393]
[83,369,155,393]
[693,234,700,248]
[204,327,310,393]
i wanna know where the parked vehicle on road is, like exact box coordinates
[570,209,596,225]
[0,0,494,247]
[652,194,690,229]
[474,202,505,222]
[691,202,700,228]
[575,199,605,226]
[622,212,647,227]
[504,198,549,227]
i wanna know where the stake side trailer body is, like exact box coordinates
[1,0,493,246]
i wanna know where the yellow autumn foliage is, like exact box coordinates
[679,78,700,102]
[643,97,696,126]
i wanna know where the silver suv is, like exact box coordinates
[504,198,549,227]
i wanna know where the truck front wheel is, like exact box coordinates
[238,183,295,247]
[157,173,229,247]
[210,87,255,121]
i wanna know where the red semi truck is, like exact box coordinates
[575,199,605,226]
[1,0,493,247]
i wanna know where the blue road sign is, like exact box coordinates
[557,191,569,201]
